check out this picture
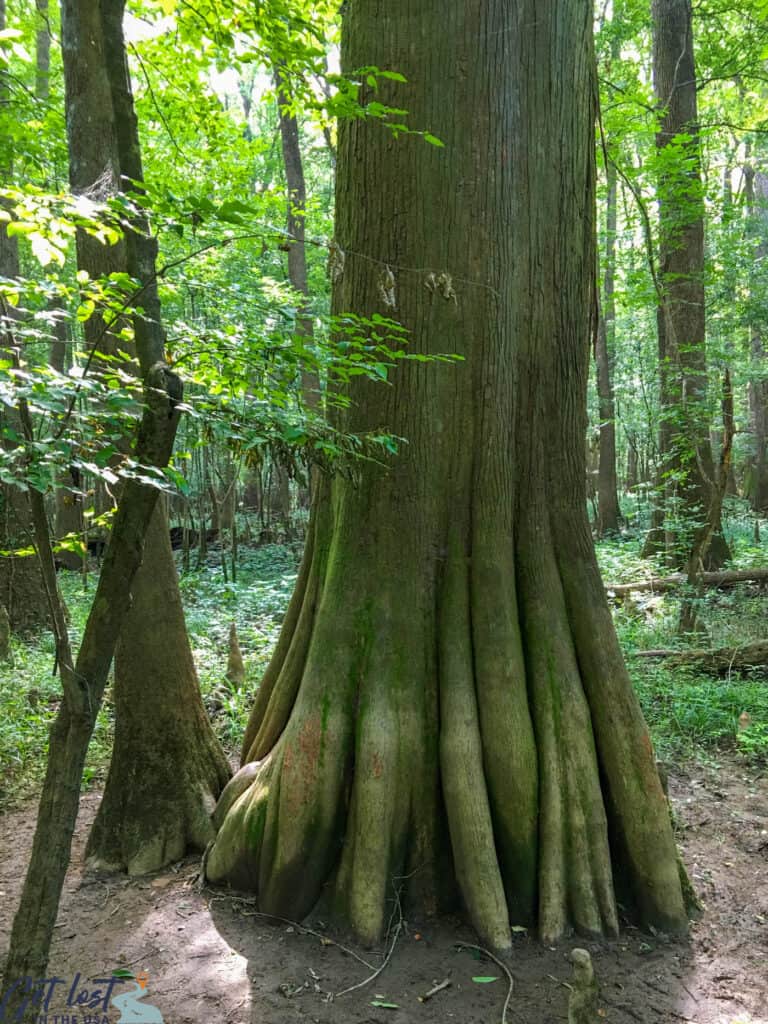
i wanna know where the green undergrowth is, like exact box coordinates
[598,496,768,765]
[0,543,301,811]
[2,498,767,813]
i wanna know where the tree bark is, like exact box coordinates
[274,64,313,350]
[86,502,230,873]
[678,370,734,633]
[2,0,193,1001]
[35,0,51,102]
[207,0,689,950]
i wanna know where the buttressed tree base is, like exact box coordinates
[206,0,690,951]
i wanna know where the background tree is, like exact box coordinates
[206,0,688,950]
[645,0,729,568]
[62,0,231,875]
[744,161,768,515]
[0,0,48,632]
[595,152,622,536]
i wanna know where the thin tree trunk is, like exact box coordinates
[679,370,735,633]
[744,165,768,513]
[35,0,50,101]
[274,59,318,517]
[2,0,192,1001]
[274,65,313,350]
[595,158,621,535]
[34,0,82,570]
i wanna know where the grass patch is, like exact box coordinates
[599,496,768,763]
[0,544,300,811]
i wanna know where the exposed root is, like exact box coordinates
[242,541,320,763]
[556,524,688,934]
[439,537,512,953]
[518,522,618,941]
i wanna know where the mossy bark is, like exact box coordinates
[86,504,230,874]
[207,0,689,950]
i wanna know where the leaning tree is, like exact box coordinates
[206,0,690,950]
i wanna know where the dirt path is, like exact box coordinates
[1,758,766,1024]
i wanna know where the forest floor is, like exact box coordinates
[1,754,766,1024]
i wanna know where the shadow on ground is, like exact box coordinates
[0,758,766,1024]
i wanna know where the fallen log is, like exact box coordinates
[633,641,768,674]
[605,568,768,599]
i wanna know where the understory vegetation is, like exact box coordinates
[2,497,766,814]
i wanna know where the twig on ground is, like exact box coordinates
[680,981,699,1003]
[94,904,121,929]
[120,947,161,968]
[418,978,451,1002]
[204,889,375,970]
[456,943,515,1024]
[334,882,406,999]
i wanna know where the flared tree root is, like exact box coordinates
[205,510,690,951]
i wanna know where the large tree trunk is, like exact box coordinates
[80,0,230,873]
[206,0,689,951]
[647,0,729,569]
[595,158,622,535]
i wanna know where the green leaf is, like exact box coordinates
[370,1001,399,1009]
[472,976,499,984]
[6,221,37,236]
[423,133,444,147]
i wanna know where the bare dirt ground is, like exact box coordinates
[1,756,766,1024]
